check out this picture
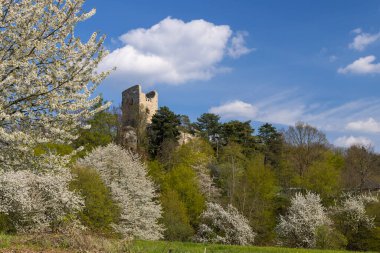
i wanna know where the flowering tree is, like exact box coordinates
[0,170,83,233]
[0,0,109,171]
[195,202,256,245]
[333,193,378,234]
[276,192,331,248]
[0,0,109,233]
[78,143,164,240]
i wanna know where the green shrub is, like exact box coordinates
[160,190,194,241]
[0,213,16,234]
[315,225,347,250]
[71,166,120,236]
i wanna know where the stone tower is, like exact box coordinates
[121,85,158,151]
[122,84,158,128]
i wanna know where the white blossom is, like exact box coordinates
[0,0,110,172]
[195,202,256,245]
[276,192,331,248]
[0,169,83,233]
[78,143,164,240]
[333,193,378,233]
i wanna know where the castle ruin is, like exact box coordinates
[121,84,195,150]
[122,84,158,128]
[121,85,158,150]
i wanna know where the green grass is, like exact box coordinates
[130,240,374,253]
[0,234,377,253]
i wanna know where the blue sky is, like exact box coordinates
[79,0,380,150]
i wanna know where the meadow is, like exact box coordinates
[1,235,375,253]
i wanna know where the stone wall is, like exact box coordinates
[121,84,158,129]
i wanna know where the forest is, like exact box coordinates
[48,102,380,251]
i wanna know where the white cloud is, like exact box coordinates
[349,31,380,51]
[338,55,380,74]
[334,136,373,148]
[346,118,380,133]
[351,28,362,34]
[227,31,253,58]
[98,17,252,85]
[208,89,380,128]
[209,100,258,119]
[208,93,380,150]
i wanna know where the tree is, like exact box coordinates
[258,123,283,169]
[78,143,163,240]
[70,166,120,235]
[343,145,378,190]
[195,113,222,140]
[195,202,256,245]
[302,151,344,204]
[0,170,83,233]
[148,106,181,158]
[73,97,119,157]
[221,120,256,151]
[235,155,279,244]
[179,114,194,134]
[284,122,328,177]
[218,142,246,204]
[276,192,331,248]
[0,1,108,233]
[0,0,109,171]
[173,139,220,200]
[333,193,379,250]
[160,190,194,241]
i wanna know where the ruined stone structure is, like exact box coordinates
[122,84,158,128]
[121,85,158,151]
[121,84,196,150]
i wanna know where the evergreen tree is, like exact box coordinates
[148,106,181,158]
[195,113,222,140]
[258,123,283,169]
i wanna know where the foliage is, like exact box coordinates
[218,142,246,204]
[78,143,163,240]
[276,192,331,248]
[73,98,119,157]
[333,193,378,233]
[258,123,283,169]
[332,193,378,250]
[315,225,347,250]
[302,151,344,204]
[342,145,377,190]
[148,106,181,158]
[234,155,279,244]
[195,113,222,140]
[147,141,209,240]
[0,170,83,233]
[160,190,194,241]
[173,139,220,200]
[284,122,328,177]
[221,120,256,152]
[70,166,120,235]
[0,0,109,172]
[195,202,256,245]
[165,164,206,226]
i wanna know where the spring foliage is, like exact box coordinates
[0,170,83,233]
[333,193,379,237]
[78,143,163,240]
[195,202,256,245]
[0,0,109,171]
[276,192,331,248]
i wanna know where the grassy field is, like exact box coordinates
[130,240,375,253]
[0,234,376,253]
